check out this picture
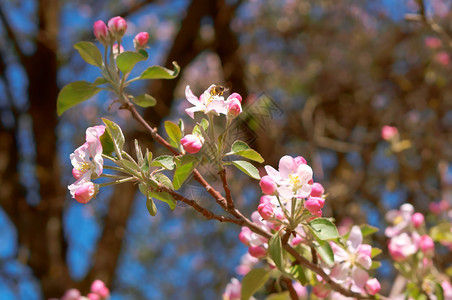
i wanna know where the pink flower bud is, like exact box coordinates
[227,98,242,118]
[108,16,127,38]
[248,246,266,258]
[91,280,109,298]
[228,93,242,103]
[381,125,398,141]
[87,293,100,300]
[257,202,274,220]
[411,212,424,228]
[134,32,149,49]
[93,20,109,44]
[425,37,442,49]
[61,289,81,300]
[74,181,95,204]
[365,278,381,295]
[435,51,450,66]
[181,134,203,154]
[419,235,434,256]
[72,168,83,180]
[293,156,307,166]
[304,197,325,216]
[291,236,303,246]
[310,182,324,197]
[259,175,276,195]
[238,227,252,246]
[429,202,441,215]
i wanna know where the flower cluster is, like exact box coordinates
[93,17,148,50]
[59,279,110,300]
[180,85,243,154]
[68,126,105,204]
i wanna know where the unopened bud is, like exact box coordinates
[108,16,127,39]
[134,32,149,50]
[93,20,109,45]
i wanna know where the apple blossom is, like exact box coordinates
[304,196,325,216]
[235,253,258,275]
[73,181,96,204]
[365,278,381,296]
[329,226,372,294]
[112,43,124,56]
[388,232,418,262]
[259,175,276,195]
[108,16,127,38]
[385,203,414,237]
[181,134,204,154]
[381,125,398,141]
[90,280,110,298]
[419,235,434,256]
[264,155,313,200]
[435,51,450,66]
[425,37,442,49]
[134,32,149,49]
[248,245,266,258]
[257,202,274,220]
[93,20,109,45]
[87,294,100,300]
[411,212,424,228]
[225,93,242,118]
[310,182,325,197]
[184,85,228,118]
[61,289,81,300]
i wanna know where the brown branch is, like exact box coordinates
[282,277,299,300]
[219,168,234,209]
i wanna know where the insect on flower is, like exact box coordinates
[209,84,230,97]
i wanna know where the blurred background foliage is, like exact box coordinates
[1,0,452,298]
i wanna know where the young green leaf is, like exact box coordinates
[100,130,115,156]
[289,264,309,285]
[241,268,270,300]
[371,247,382,258]
[315,240,335,267]
[164,121,182,148]
[370,261,381,270]
[173,156,198,190]
[74,41,103,68]
[227,140,264,163]
[153,173,174,190]
[231,160,261,180]
[132,94,157,108]
[139,61,180,79]
[435,282,445,300]
[269,231,283,271]
[141,149,153,173]
[57,81,102,116]
[146,197,157,216]
[116,51,147,74]
[101,118,125,158]
[149,191,177,210]
[360,224,379,237]
[151,155,175,170]
[308,218,339,240]
[178,119,185,136]
[93,77,109,85]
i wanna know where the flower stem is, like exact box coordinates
[98,176,135,188]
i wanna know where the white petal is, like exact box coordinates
[185,106,202,119]
[185,85,201,106]
[278,155,294,178]
[206,100,227,115]
[356,254,372,269]
[351,267,369,289]
[348,226,363,253]
[264,166,280,179]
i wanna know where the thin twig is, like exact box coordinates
[219,168,234,209]
[282,277,299,300]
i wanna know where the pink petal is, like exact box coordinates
[185,85,201,106]
[279,155,295,178]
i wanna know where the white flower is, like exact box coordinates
[184,85,228,118]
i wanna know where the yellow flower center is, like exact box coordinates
[393,215,403,225]
[77,162,90,173]
[289,173,301,188]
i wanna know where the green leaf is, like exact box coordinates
[135,139,144,165]
[241,268,270,300]
[149,191,177,210]
[116,51,147,74]
[308,218,339,240]
[266,292,290,300]
[435,282,445,300]
[132,94,157,108]
[360,224,379,237]
[153,173,174,190]
[151,155,175,170]
[173,156,198,190]
[139,183,157,216]
[119,159,139,174]
[269,231,283,271]
[227,140,264,163]
[74,41,103,68]
[93,77,109,85]
[289,264,309,286]
[101,118,125,158]
[231,160,261,180]
[57,81,102,115]
[141,149,153,173]
[164,121,182,148]
[370,261,381,270]
[178,119,185,136]
[371,247,382,258]
[315,240,334,267]
[139,61,180,79]
[100,130,115,156]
